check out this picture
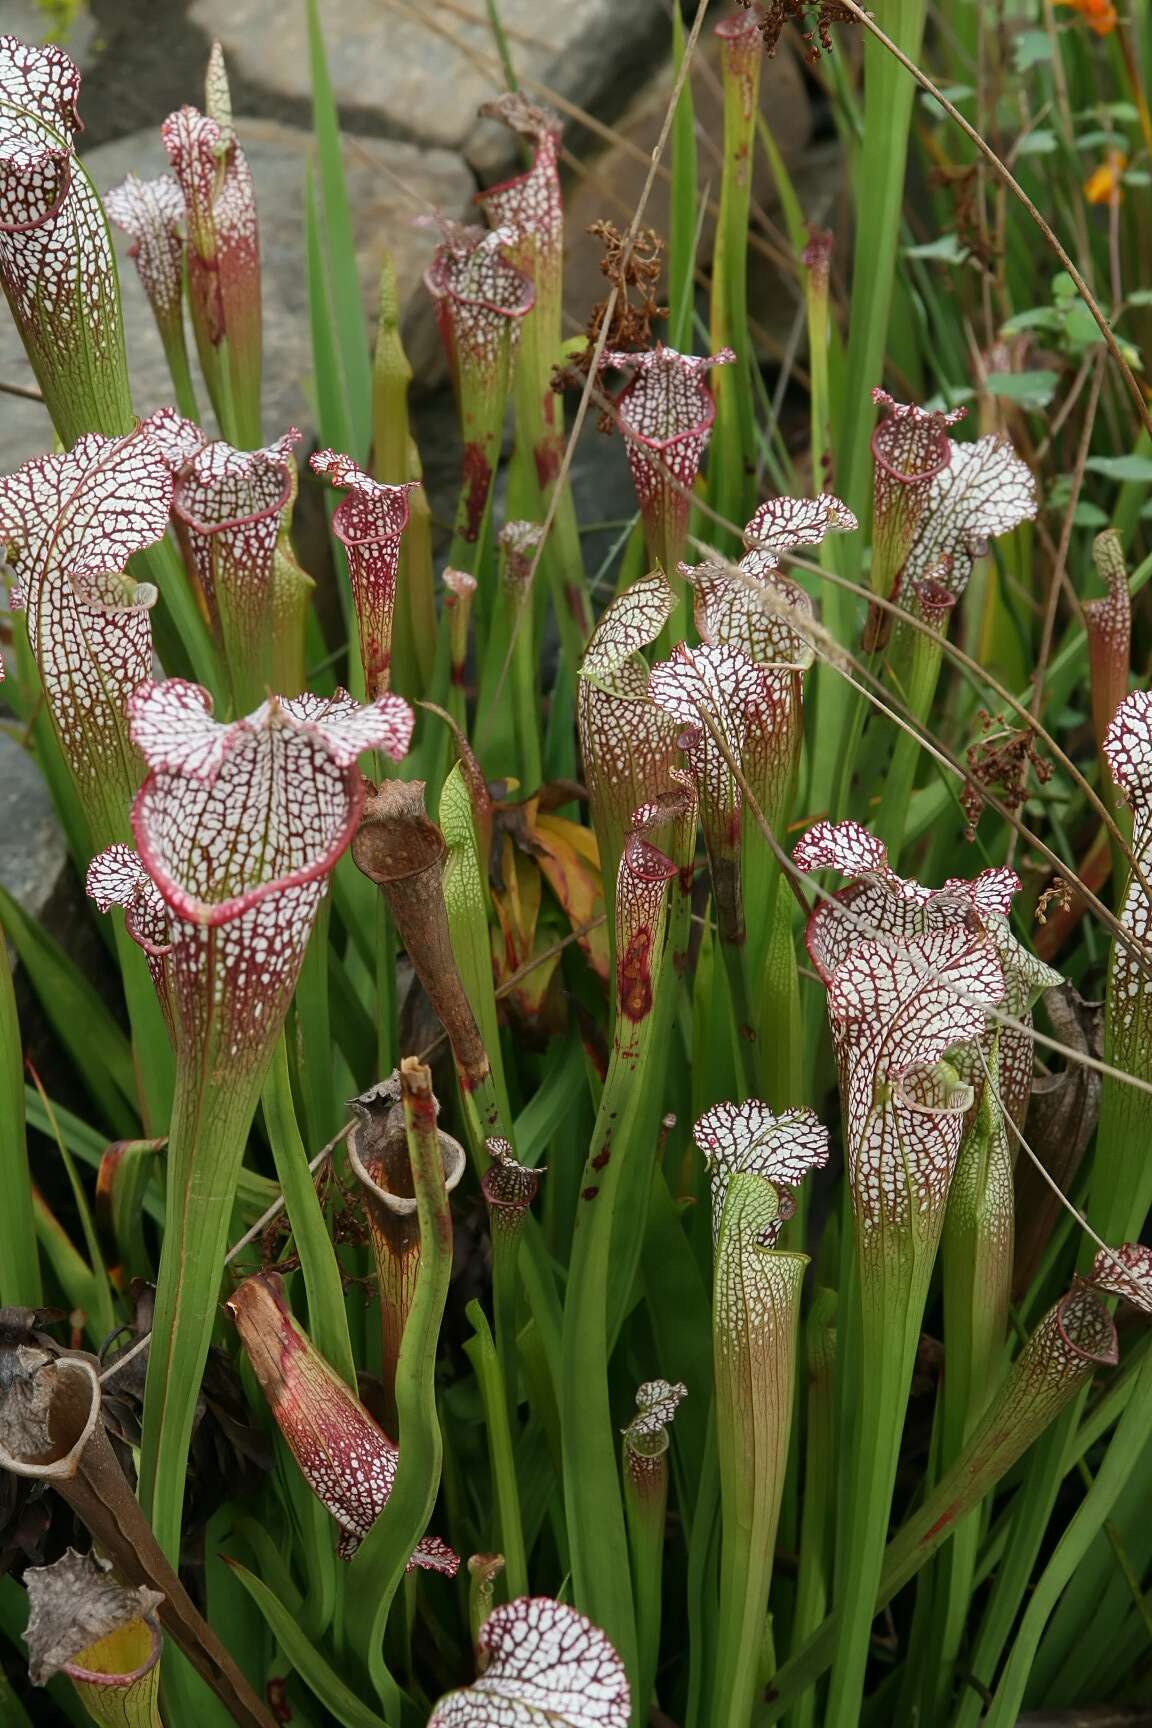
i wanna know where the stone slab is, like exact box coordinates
[190,0,668,160]
[0,730,69,923]
[1,3,98,71]
[0,117,474,471]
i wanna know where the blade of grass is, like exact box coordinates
[668,3,699,353]
[28,1069,115,1344]
[984,1351,1152,1726]
[0,928,39,1304]
[463,1298,529,1599]
[0,883,138,1135]
[306,0,372,458]
[344,1060,453,1713]
[261,1032,356,1389]
[227,1562,387,1728]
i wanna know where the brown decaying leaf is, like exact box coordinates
[23,1547,162,1685]
[0,1339,275,1728]
[347,1077,467,1430]
[353,779,491,1092]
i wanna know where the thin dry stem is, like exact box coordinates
[835,0,1152,441]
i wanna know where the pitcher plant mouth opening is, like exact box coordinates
[171,449,297,539]
[870,389,962,485]
[127,681,410,927]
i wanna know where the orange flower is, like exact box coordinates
[1056,0,1118,34]
[1084,149,1128,205]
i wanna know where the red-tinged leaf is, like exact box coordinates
[533,811,611,982]
[477,93,562,255]
[428,1597,630,1728]
[872,387,965,495]
[681,526,827,833]
[475,95,567,492]
[490,832,552,1018]
[171,427,298,609]
[615,830,677,1031]
[1089,1242,1152,1315]
[686,556,813,672]
[1085,531,1131,752]
[869,390,966,636]
[0,35,132,439]
[826,923,1004,1229]
[0,35,79,225]
[130,678,410,919]
[599,344,734,572]
[424,219,535,383]
[476,94,563,309]
[694,1099,829,1242]
[1094,691,1152,1096]
[793,817,888,878]
[0,430,172,843]
[899,434,1036,607]
[578,572,680,887]
[1053,1281,1118,1369]
[715,4,765,98]
[621,1378,684,1503]
[104,171,185,330]
[141,406,207,470]
[423,220,533,543]
[86,845,175,1037]
[310,448,419,697]
[1103,689,1152,810]
[161,46,260,427]
[631,771,698,856]
[160,426,312,700]
[228,1271,458,1571]
[500,518,544,607]
[444,566,478,602]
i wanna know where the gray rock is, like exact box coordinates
[0,117,474,470]
[0,730,69,924]
[2,2,98,71]
[190,0,668,161]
